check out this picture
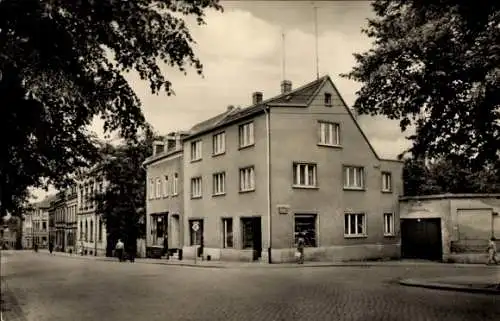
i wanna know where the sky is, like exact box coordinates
[31,0,411,201]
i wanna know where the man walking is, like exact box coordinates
[115,239,125,262]
[487,237,498,265]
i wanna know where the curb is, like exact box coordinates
[399,278,500,295]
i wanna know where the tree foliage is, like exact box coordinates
[0,0,222,215]
[94,128,157,256]
[403,157,500,196]
[344,1,500,170]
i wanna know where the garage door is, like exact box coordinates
[401,218,442,261]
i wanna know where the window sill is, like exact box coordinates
[171,193,179,197]
[190,158,202,163]
[317,143,342,149]
[292,185,319,190]
[212,152,226,157]
[239,189,255,194]
[238,144,255,151]
[384,234,396,238]
[191,196,202,200]
[344,234,368,239]
[212,193,226,197]
[324,103,333,107]
[381,190,393,194]
[343,187,365,192]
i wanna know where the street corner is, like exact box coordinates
[398,276,500,295]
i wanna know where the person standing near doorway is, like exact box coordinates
[115,239,125,262]
[297,233,305,264]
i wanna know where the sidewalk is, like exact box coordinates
[33,249,500,269]
[1,278,28,321]
[399,274,500,295]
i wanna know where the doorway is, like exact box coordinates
[401,218,443,261]
[170,215,181,249]
[241,217,262,261]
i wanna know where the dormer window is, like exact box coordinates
[324,93,332,106]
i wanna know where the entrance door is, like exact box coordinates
[242,217,262,261]
[401,218,443,261]
[170,215,181,249]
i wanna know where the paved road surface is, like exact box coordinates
[2,251,499,321]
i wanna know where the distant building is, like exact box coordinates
[23,195,56,249]
[145,75,403,263]
[1,216,21,249]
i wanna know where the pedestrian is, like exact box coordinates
[48,241,54,255]
[80,241,84,256]
[487,237,498,265]
[34,243,38,253]
[115,239,125,262]
[163,232,169,259]
[296,233,305,264]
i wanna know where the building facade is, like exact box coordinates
[22,209,34,249]
[399,194,500,264]
[144,132,187,258]
[31,196,54,248]
[50,191,66,250]
[65,185,78,253]
[76,167,107,256]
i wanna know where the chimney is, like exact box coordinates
[227,105,235,112]
[152,141,165,156]
[175,133,183,151]
[281,80,292,94]
[252,91,263,105]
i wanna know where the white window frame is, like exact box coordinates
[190,140,202,161]
[384,213,395,236]
[213,172,226,196]
[381,172,392,192]
[293,163,317,188]
[318,121,340,146]
[172,173,178,196]
[213,132,226,155]
[191,177,202,198]
[155,177,162,199]
[222,218,233,248]
[238,122,254,148]
[344,213,367,238]
[163,175,169,198]
[343,166,365,189]
[239,167,255,192]
[149,178,155,200]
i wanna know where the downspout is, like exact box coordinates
[263,105,272,264]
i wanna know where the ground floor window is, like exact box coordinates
[294,214,317,247]
[344,213,366,237]
[189,220,203,246]
[384,213,394,236]
[222,218,233,248]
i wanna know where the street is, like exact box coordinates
[1,251,499,321]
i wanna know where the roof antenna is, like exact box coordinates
[313,4,319,80]
[281,28,286,81]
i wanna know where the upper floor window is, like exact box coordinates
[148,178,154,200]
[190,140,202,161]
[163,175,169,197]
[191,177,202,198]
[213,132,225,155]
[343,166,364,190]
[319,121,340,146]
[213,172,226,196]
[239,167,255,192]
[324,93,332,106]
[173,173,179,195]
[155,177,162,199]
[293,163,317,188]
[381,172,392,192]
[239,122,254,148]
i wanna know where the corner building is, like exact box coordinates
[156,75,403,263]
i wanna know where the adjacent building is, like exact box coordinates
[65,185,78,253]
[25,195,55,249]
[49,191,66,249]
[146,75,403,263]
[76,167,107,256]
[144,132,188,258]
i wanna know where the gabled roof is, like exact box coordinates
[189,107,240,135]
[266,76,328,105]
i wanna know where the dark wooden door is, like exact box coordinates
[401,218,443,261]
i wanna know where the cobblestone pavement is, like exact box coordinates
[1,251,499,321]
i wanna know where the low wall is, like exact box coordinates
[445,253,491,264]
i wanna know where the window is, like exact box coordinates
[293,163,317,187]
[85,220,88,241]
[239,167,255,192]
[324,92,332,106]
[343,166,364,189]
[344,213,366,237]
[190,140,202,161]
[163,175,169,197]
[90,220,94,242]
[384,213,394,236]
[80,221,83,239]
[155,177,162,199]
[189,220,203,246]
[149,179,155,200]
[239,122,254,148]
[98,219,103,242]
[319,121,340,146]
[213,132,225,155]
[382,172,392,192]
[42,222,47,231]
[213,172,226,195]
[294,214,317,247]
[191,177,202,198]
[173,173,179,195]
[222,218,233,248]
